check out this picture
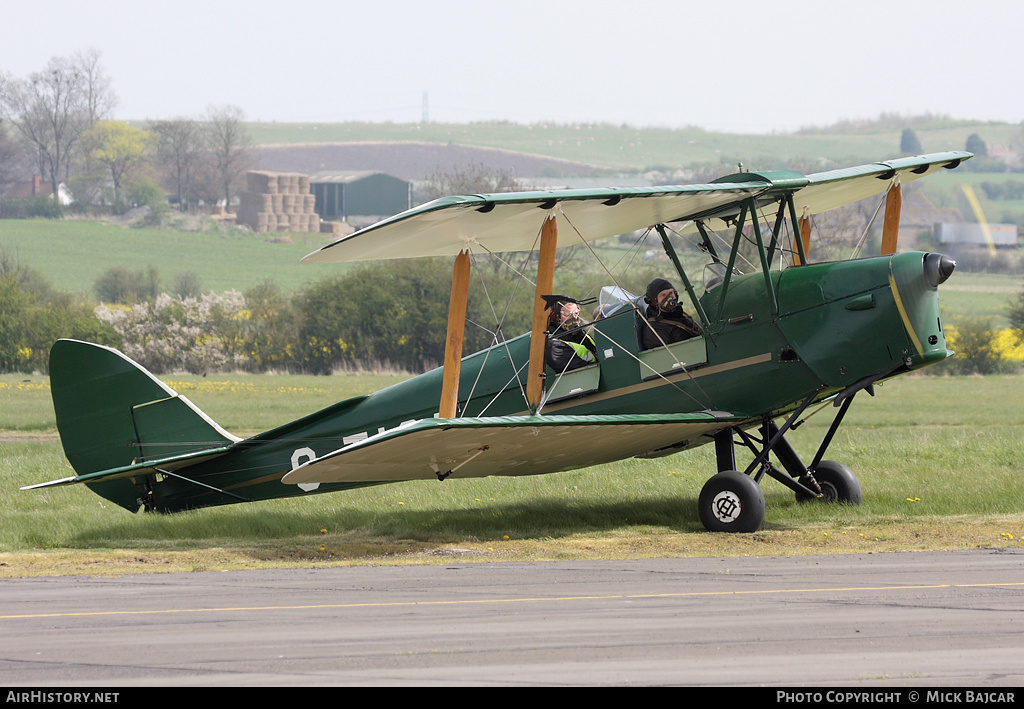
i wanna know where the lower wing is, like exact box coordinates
[282,412,742,485]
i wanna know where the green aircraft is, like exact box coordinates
[27,151,971,532]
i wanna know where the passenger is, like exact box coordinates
[641,278,703,350]
[592,303,613,321]
[543,295,598,373]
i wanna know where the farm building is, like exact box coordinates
[934,222,1018,246]
[310,171,411,222]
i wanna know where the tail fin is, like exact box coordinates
[49,339,240,511]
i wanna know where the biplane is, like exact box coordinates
[27,151,971,532]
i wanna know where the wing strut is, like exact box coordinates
[440,250,471,418]
[526,214,558,412]
[794,206,811,265]
[655,224,709,327]
[881,178,902,255]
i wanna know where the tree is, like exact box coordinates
[73,48,117,124]
[205,105,253,210]
[419,162,523,203]
[965,133,988,157]
[0,122,28,196]
[81,120,156,210]
[240,280,299,371]
[1010,281,1024,346]
[1,55,88,198]
[0,51,117,199]
[900,128,922,155]
[94,265,160,304]
[150,117,204,211]
[0,248,115,373]
[944,316,1000,375]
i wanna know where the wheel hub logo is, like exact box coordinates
[712,491,742,523]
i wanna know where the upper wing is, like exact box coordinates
[792,151,971,218]
[301,182,772,263]
[281,412,740,485]
[301,152,971,264]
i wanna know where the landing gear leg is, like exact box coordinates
[767,399,863,505]
[796,461,861,504]
[698,429,765,533]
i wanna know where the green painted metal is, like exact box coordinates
[786,193,807,265]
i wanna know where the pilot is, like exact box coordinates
[641,277,703,350]
[543,295,598,373]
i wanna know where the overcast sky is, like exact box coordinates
[4,0,1022,133]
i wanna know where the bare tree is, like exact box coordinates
[73,48,117,125]
[0,52,117,199]
[150,117,203,211]
[205,104,253,210]
[0,123,29,195]
[2,56,86,197]
[419,162,523,203]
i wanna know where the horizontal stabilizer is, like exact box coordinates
[282,412,739,485]
[20,445,234,491]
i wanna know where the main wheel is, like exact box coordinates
[698,470,765,533]
[797,460,861,504]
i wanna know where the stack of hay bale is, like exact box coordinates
[236,171,320,233]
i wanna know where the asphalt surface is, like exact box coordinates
[1,549,1023,687]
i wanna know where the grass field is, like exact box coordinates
[1,371,1022,577]
[246,120,1020,172]
[0,218,335,296]
[2,218,1020,328]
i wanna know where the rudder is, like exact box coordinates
[49,339,239,511]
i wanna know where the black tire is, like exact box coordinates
[698,470,765,533]
[797,460,862,504]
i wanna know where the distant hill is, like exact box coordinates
[256,141,599,182]
[246,120,1022,177]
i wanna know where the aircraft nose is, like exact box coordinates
[923,253,956,287]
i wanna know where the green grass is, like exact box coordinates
[3,218,1019,328]
[1,372,1022,575]
[940,273,1021,328]
[0,218,336,295]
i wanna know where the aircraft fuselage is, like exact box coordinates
[147,250,949,513]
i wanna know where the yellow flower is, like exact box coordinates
[991,329,1024,363]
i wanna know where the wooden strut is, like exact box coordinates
[881,180,902,256]
[439,250,471,419]
[794,212,811,266]
[526,215,558,412]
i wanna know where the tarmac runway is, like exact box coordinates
[1,549,1022,687]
